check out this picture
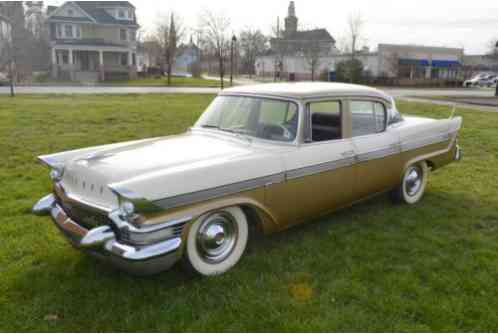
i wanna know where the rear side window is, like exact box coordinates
[351,101,386,137]
[309,101,342,142]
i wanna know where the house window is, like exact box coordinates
[121,53,128,66]
[64,24,73,38]
[67,9,74,16]
[132,53,136,66]
[118,9,126,18]
[56,24,62,38]
[129,29,136,41]
[120,28,127,41]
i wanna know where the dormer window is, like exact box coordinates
[114,7,133,20]
[67,9,74,16]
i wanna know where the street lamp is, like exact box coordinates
[230,35,237,86]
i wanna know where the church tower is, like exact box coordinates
[284,1,298,37]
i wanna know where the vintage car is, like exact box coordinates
[33,83,463,276]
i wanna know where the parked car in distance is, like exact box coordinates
[463,73,497,88]
[33,83,463,276]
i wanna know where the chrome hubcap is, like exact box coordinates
[405,166,423,197]
[197,213,238,264]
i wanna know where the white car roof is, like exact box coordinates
[221,82,393,102]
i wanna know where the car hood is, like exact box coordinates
[60,131,286,209]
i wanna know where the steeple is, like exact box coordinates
[284,1,298,36]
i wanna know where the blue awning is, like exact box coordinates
[432,60,461,68]
[399,59,430,66]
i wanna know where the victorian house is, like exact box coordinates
[47,1,139,82]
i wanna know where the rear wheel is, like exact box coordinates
[391,161,428,205]
[183,206,248,276]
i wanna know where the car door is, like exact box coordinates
[349,99,403,200]
[265,100,356,227]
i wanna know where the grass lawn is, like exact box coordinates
[418,96,498,107]
[109,76,222,87]
[1,95,498,332]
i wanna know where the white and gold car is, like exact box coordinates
[33,83,463,276]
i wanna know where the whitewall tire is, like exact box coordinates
[183,206,248,276]
[392,161,429,205]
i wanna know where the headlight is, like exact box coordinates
[49,164,65,182]
[120,201,135,216]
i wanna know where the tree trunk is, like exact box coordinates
[495,83,498,97]
[9,60,15,97]
[219,52,224,90]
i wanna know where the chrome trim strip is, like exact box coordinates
[154,173,286,210]
[285,157,354,180]
[356,145,401,162]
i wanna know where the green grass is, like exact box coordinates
[1,95,498,332]
[109,76,222,87]
[418,96,498,107]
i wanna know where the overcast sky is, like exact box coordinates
[47,0,498,54]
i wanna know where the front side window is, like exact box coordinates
[309,101,342,142]
[351,101,386,137]
[195,96,298,142]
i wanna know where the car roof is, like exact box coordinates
[221,82,393,102]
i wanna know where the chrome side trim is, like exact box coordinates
[356,145,401,163]
[285,157,354,180]
[154,173,286,210]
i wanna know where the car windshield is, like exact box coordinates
[195,96,299,142]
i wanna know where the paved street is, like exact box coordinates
[1,84,496,111]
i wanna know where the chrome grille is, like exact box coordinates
[118,221,188,246]
[55,194,112,230]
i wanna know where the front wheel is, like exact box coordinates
[183,206,248,276]
[391,161,429,205]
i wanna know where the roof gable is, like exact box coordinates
[48,2,96,23]
[49,1,138,26]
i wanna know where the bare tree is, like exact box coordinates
[0,13,14,96]
[154,12,184,85]
[344,12,365,83]
[270,17,286,81]
[303,38,322,81]
[238,28,267,78]
[199,10,231,89]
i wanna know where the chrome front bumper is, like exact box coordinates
[33,194,183,275]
